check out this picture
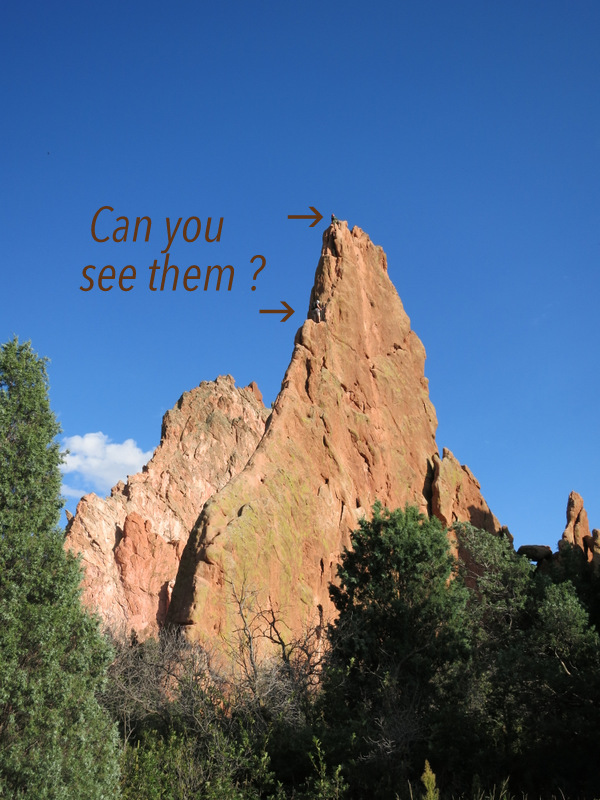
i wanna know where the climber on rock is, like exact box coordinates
[331,213,340,226]
[311,298,323,323]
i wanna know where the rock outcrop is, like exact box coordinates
[515,492,598,572]
[432,447,501,535]
[517,544,553,563]
[65,377,269,637]
[561,491,592,557]
[166,222,502,645]
[559,491,599,564]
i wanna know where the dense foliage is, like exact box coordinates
[448,524,600,797]
[0,337,62,539]
[0,338,120,799]
[106,507,600,799]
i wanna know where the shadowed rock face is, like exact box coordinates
[517,544,553,563]
[166,223,502,644]
[64,377,269,638]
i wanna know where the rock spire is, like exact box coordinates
[560,490,599,563]
[166,222,501,643]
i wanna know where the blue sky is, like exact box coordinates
[2,1,598,550]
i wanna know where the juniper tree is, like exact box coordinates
[0,338,120,799]
[321,504,470,798]
[0,337,62,540]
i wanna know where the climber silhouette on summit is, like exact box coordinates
[331,213,340,226]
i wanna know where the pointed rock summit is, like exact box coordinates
[166,222,501,643]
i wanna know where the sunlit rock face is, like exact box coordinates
[560,491,600,564]
[64,377,269,638]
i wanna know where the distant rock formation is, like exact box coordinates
[515,491,597,570]
[166,222,502,645]
[65,377,269,638]
[561,491,592,557]
[559,491,599,564]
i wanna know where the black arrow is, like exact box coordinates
[259,301,295,322]
[287,206,323,227]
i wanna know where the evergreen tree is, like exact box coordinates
[322,504,470,798]
[0,337,62,540]
[0,338,120,799]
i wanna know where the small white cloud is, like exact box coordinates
[61,432,153,496]
[61,483,89,500]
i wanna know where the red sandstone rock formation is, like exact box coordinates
[559,491,599,564]
[66,222,505,643]
[432,447,501,535]
[513,493,598,573]
[166,222,502,645]
[64,377,269,637]
[561,491,591,554]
